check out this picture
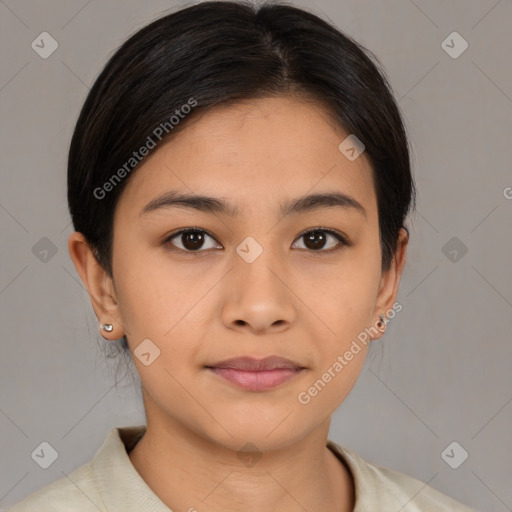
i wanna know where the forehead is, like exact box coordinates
[115,96,377,222]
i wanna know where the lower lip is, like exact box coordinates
[208,367,303,391]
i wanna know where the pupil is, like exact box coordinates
[184,231,204,250]
[305,231,326,250]
[179,231,328,251]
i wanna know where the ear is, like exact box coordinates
[68,231,125,340]
[371,227,408,340]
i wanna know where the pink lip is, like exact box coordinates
[206,356,305,391]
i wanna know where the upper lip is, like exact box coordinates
[206,356,304,371]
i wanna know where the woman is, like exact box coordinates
[10,1,477,510]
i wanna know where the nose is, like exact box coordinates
[221,244,297,335]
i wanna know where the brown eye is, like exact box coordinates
[164,227,347,254]
[165,229,220,252]
[292,229,346,252]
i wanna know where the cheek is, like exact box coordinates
[295,344,368,421]
[313,264,381,337]
[112,251,212,384]
[299,253,380,392]
[112,244,184,334]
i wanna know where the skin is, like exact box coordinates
[69,95,408,512]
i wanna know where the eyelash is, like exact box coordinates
[162,227,349,255]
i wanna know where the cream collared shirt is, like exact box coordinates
[9,425,477,511]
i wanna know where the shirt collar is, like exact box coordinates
[91,426,365,511]
[92,425,171,511]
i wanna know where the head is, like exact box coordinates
[68,1,414,451]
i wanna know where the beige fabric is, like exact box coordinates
[9,425,477,511]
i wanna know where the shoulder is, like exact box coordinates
[8,462,105,512]
[8,425,148,512]
[327,440,478,512]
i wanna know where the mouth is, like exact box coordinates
[205,356,306,391]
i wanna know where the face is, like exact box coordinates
[73,96,407,452]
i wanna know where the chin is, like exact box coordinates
[201,418,313,454]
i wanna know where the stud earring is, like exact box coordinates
[100,323,114,333]
[376,314,388,333]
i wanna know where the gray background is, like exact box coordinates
[1,0,511,510]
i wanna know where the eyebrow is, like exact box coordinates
[140,190,367,219]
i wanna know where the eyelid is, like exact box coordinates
[162,226,349,253]
[292,227,349,253]
[163,227,221,250]
[295,226,349,244]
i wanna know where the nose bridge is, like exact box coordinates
[234,233,286,297]
[221,233,296,332]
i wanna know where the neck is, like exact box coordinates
[128,418,355,512]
